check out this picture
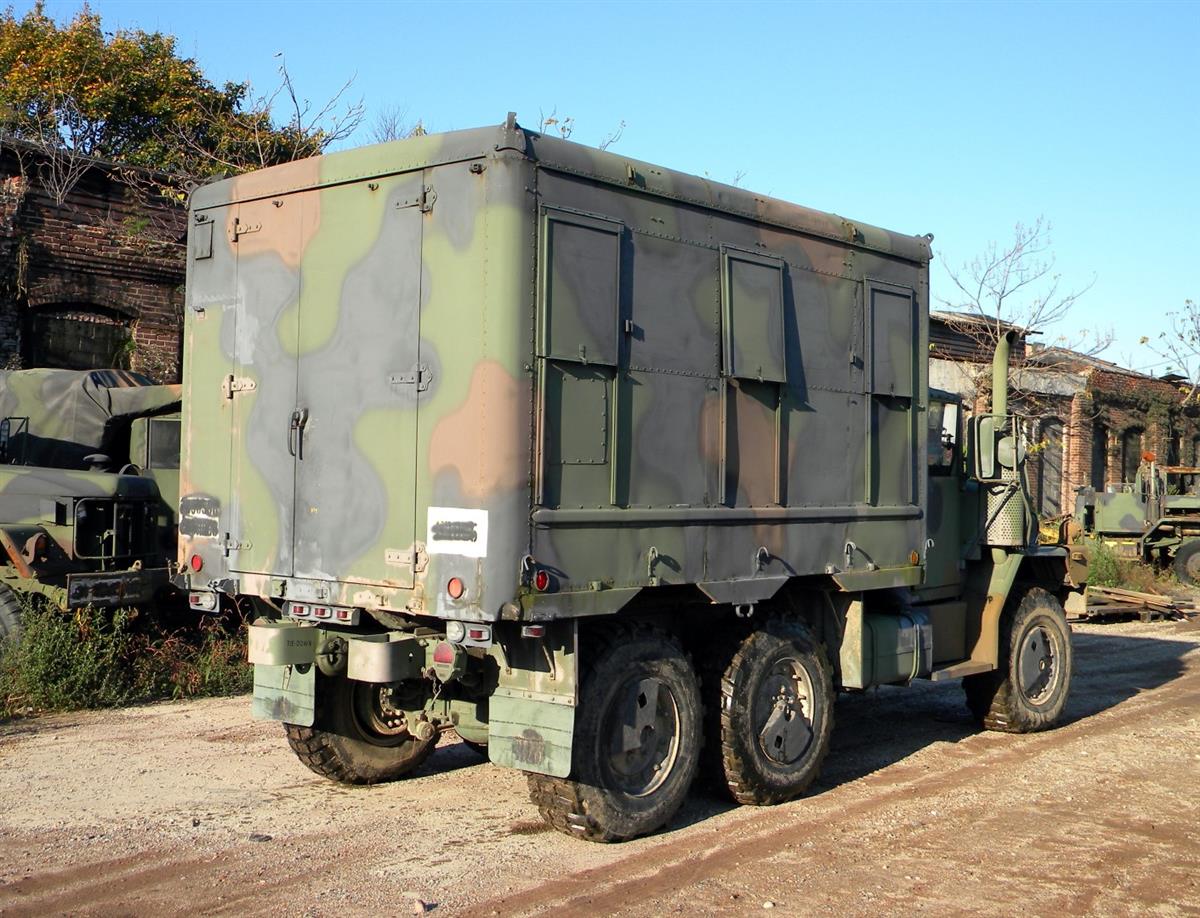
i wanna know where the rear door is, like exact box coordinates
[290,173,426,588]
[226,194,307,578]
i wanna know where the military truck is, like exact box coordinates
[0,368,181,641]
[1075,455,1200,584]
[178,116,1075,842]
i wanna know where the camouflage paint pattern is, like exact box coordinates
[179,117,932,623]
[0,369,181,610]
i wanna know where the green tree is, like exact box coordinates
[0,2,361,197]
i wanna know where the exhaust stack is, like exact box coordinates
[992,330,1017,416]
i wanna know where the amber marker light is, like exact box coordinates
[910,550,920,565]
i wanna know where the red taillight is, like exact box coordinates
[433,642,455,664]
[534,569,550,592]
[446,577,465,600]
[190,554,203,572]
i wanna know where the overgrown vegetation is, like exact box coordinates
[0,600,251,719]
[1086,539,1175,593]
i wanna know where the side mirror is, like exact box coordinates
[972,415,998,480]
[971,414,1024,481]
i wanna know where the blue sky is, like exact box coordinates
[19,0,1200,370]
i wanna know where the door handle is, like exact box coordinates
[296,409,309,460]
[288,409,310,458]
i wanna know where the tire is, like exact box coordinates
[0,583,23,643]
[527,623,702,843]
[963,587,1072,733]
[458,736,488,758]
[716,618,834,806]
[284,675,436,784]
[1173,540,1200,586]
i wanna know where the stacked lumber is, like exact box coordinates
[1081,585,1198,623]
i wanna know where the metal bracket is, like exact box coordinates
[389,365,432,392]
[222,374,257,399]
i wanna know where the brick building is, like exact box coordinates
[929,312,1200,519]
[0,139,186,382]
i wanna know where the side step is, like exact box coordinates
[928,660,995,682]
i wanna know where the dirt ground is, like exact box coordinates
[1,616,1198,917]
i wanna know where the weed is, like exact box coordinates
[0,599,251,719]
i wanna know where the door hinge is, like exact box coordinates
[389,365,432,392]
[228,217,262,242]
[385,544,428,573]
[396,186,436,212]
[222,374,257,399]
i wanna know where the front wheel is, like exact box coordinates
[964,588,1072,733]
[285,675,436,783]
[528,624,702,842]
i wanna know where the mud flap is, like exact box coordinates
[252,664,316,727]
[487,619,578,777]
[487,691,575,777]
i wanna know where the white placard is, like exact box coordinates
[426,507,488,558]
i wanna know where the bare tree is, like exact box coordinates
[369,104,425,143]
[165,56,365,176]
[938,217,1099,358]
[1141,299,1200,403]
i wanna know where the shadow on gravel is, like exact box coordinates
[673,626,1199,823]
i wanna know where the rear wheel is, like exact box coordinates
[716,619,833,805]
[964,587,1072,732]
[285,675,436,783]
[528,624,702,842]
[0,584,24,643]
[1173,540,1200,586]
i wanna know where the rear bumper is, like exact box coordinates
[66,567,171,608]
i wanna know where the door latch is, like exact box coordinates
[228,218,262,242]
[389,365,432,392]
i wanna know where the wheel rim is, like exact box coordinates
[754,656,816,766]
[350,684,413,747]
[1016,623,1059,704]
[601,675,681,797]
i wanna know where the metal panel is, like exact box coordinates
[540,361,612,509]
[721,247,786,383]
[227,194,305,578]
[538,208,621,367]
[868,283,915,398]
[871,395,914,506]
[723,378,781,507]
[292,175,425,589]
[628,233,719,378]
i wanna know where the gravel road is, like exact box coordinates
[1,617,1198,917]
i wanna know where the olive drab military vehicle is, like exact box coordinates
[178,115,1076,842]
[1075,455,1200,584]
[0,369,182,641]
